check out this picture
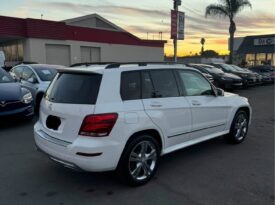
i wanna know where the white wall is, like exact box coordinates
[24,38,164,65]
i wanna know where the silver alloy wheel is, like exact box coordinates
[234,114,248,141]
[128,141,157,181]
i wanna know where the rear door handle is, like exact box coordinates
[192,100,201,106]
[150,102,163,107]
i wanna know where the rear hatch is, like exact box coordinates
[39,72,102,143]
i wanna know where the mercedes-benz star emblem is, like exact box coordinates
[0,101,6,107]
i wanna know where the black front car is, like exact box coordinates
[213,73,243,89]
[0,68,34,119]
[189,64,243,90]
[212,63,256,86]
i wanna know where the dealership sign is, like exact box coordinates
[171,10,178,39]
[171,10,185,40]
[254,38,275,46]
[178,11,185,40]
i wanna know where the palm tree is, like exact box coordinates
[200,38,205,55]
[205,0,252,63]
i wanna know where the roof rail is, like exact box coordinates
[70,62,115,67]
[105,62,183,69]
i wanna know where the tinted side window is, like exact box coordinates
[178,70,213,96]
[150,70,179,98]
[22,67,35,81]
[121,71,141,101]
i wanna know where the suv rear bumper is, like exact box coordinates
[34,122,124,172]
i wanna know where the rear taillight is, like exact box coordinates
[271,73,275,76]
[79,113,118,137]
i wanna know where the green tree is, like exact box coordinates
[201,50,219,58]
[205,0,252,63]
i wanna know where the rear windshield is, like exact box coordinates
[45,73,102,104]
[32,66,58,81]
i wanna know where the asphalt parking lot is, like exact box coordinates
[0,84,274,205]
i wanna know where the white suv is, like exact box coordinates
[34,63,252,185]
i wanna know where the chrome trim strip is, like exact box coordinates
[168,123,226,138]
[37,130,71,147]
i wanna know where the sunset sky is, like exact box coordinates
[1,0,274,56]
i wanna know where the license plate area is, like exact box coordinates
[46,115,61,131]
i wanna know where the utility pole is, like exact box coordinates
[173,0,181,62]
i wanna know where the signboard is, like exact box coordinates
[171,10,178,39]
[178,12,185,40]
[254,38,275,46]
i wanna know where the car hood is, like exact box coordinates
[224,92,237,97]
[0,82,22,101]
[222,73,242,80]
[234,71,255,77]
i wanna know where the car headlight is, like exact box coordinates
[21,90,33,104]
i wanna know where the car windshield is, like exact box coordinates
[0,68,14,83]
[261,66,275,71]
[32,66,59,81]
[200,65,224,74]
[250,66,274,72]
[188,65,208,74]
[231,65,246,72]
[220,64,238,72]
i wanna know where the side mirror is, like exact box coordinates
[216,88,224,96]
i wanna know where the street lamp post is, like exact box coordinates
[173,0,181,62]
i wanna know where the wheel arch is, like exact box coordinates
[236,106,251,123]
[125,129,163,152]
[116,128,163,172]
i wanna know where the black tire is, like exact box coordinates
[225,110,249,144]
[116,135,160,186]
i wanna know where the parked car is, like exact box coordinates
[187,64,243,90]
[0,67,34,119]
[230,65,262,85]
[34,63,251,186]
[10,64,63,111]
[211,63,257,87]
[186,64,214,82]
[248,65,275,83]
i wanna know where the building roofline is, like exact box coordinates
[62,13,125,32]
[0,15,166,48]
